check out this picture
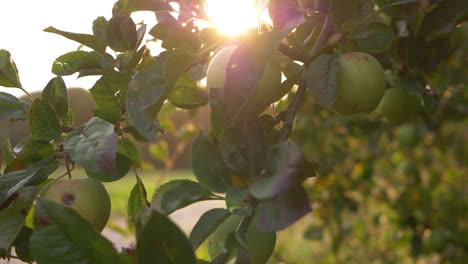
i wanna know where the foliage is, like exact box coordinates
[0,0,467,263]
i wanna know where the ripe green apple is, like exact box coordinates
[332,52,386,115]
[206,45,283,115]
[206,214,276,264]
[40,177,111,232]
[376,84,422,124]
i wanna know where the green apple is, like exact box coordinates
[397,123,419,147]
[40,177,111,232]
[206,214,276,264]
[376,83,422,124]
[206,45,283,114]
[332,52,386,115]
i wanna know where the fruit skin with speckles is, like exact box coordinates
[39,177,111,232]
[332,52,386,115]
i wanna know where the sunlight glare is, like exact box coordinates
[205,0,258,36]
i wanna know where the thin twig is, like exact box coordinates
[280,16,333,141]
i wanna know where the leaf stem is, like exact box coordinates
[20,88,35,102]
[235,214,254,264]
[358,0,418,25]
[281,15,333,141]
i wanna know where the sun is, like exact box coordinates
[204,0,258,36]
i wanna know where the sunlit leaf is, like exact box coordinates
[41,77,69,126]
[44,26,107,54]
[0,49,22,88]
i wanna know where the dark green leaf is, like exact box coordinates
[305,54,339,109]
[5,139,54,173]
[106,16,138,52]
[249,141,314,199]
[268,0,305,34]
[0,158,59,205]
[93,16,108,44]
[122,126,150,142]
[86,153,132,182]
[13,226,34,262]
[191,133,232,193]
[136,208,195,264]
[1,136,15,166]
[168,74,208,109]
[0,92,28,122]
[150,23,202,53]
[30,199,120,264]
[117,137,142,168]
[63,117,118,177]
[44,26,107,54]
[255,186,312,232]
[51,51,113,76]
[128,175,149,222]
[347,22,395,53]
[41,77,69,125]
[29,99,61,142]
[218,127,251,175]
[225,187,249,210]
[0,187,37,250]
[90,72,131,123]
[420,0,468,39]
[330,0,374,32]
[151,180,215,214]
[189,208,231,249]
[0,49,22,88]
[126,50,195,141]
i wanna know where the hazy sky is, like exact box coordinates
[0,0,124,97]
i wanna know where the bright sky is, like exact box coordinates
[0,0,263,98]
[0,0,124,97]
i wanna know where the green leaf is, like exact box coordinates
[30,199,120,264]
[106,15,138,52]
[225,187,249,211]
[151,180,215,214]
[0,49,22,88]
[126,50,195,141]
[93,17,108,45]
[44,26,107,54]
[86,153,132,182]
[0,187,37,251]
[136,208,195,264]
[41,77,69,126]
[0,92,28,122]
[150,24,202,53]
[304,54,339,109]
[189,208,231,250]
[13,226,34,262]
[254,186,312,232]
[347,22,395,53]
[5,139,54,173]
[218,127,251,175]
[330,0,374,32]
[420,0,468,39]
[128,176,149,222]
[51,50,113,76]
[117,137,142,168]
[29,99,62,142]
[191,133,232,193]
[249,141,314,199]
[90,72,131,123]
[0,158,58,206]
[268,0,305,34]
[168,74,208,109]
[1,136,15,166]
[63,117,118,177]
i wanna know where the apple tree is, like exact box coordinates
[0,0,467,263]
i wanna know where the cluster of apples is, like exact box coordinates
[207,45,422,123]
